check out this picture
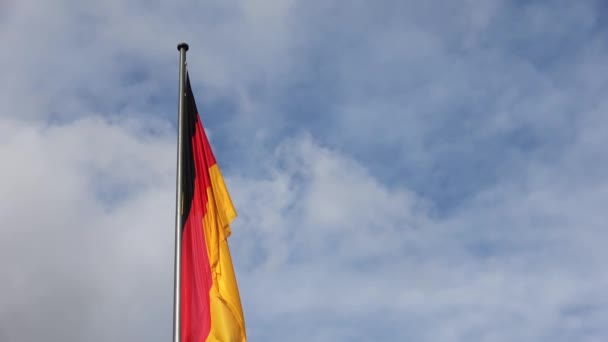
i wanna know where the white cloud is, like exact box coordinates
[1,0,608,341]
[0,116,175,341]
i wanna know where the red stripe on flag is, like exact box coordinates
[180,114,216,342]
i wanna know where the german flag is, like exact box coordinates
[180,74,246,342]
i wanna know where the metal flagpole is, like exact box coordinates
[173,42,189,342]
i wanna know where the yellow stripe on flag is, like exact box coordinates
[203,164,246,342]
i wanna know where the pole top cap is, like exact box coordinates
[177,43,189,51]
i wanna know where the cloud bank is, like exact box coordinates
[1,0,608,341]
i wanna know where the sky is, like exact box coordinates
[1,0,608,341]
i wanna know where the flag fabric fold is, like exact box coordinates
[180,73,246,342]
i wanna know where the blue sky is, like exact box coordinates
[1,1,608,341]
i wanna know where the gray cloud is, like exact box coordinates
[1,0,608,341]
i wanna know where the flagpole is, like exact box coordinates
[173,42,189,342]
